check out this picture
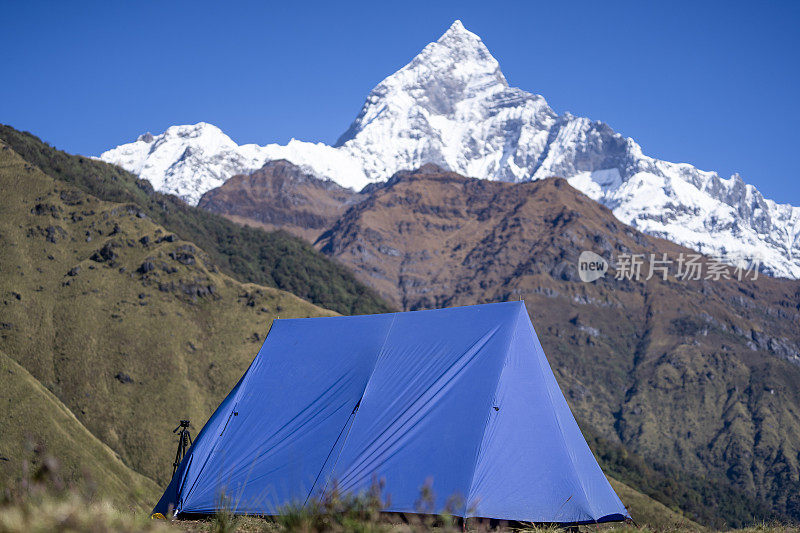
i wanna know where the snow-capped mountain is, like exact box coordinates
[99,20,800,278]
[97,123,361,205]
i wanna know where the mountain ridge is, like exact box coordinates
[99,20,800,279]
[198,159,361,242]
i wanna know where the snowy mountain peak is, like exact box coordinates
[99,23,800,279]
[443,19,467,34]
[423,20,506,87]
[160,122,231,143]
[435,20,494,57]
[100,121,260,203]
[333,20,538,180]
[427,20,507,84]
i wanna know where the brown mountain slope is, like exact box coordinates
[296,164,800,521]
[0,141,335,491]
[198,159,361,242]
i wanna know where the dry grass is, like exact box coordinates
[0,496,171,533]
[2,495,798,533]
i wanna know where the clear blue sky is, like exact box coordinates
[3,1,799,203]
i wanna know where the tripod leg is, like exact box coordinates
[173,436,184,476]
[181,431,188,458]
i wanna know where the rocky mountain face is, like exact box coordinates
[198,159,361,241]
[99,20,800,279]
[204,161,800,521]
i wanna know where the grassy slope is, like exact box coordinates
[608,478,702,531]
[0,140,335,490]
[0,350,160,510]
[0,124,393,316]
[583,427,777,530]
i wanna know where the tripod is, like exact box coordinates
[172,420,193,477]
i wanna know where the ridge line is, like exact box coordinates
[463,302,524,517]
[312,312,398,499]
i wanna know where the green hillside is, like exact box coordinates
[0,140,335,488]
[0,350,160,510]
[607,477,703,531]
[0,124,392,316]
[585,427,771,529]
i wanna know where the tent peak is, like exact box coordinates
[279,300,528,324]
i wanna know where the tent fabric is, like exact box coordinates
[154,301,629,523]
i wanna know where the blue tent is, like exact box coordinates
[154,301,629,523]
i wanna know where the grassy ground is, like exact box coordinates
[1,496,797,533]
[0,437,789,533]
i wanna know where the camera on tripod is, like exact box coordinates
[171,419,193,477]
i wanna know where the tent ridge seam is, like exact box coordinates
[463,303,524,517]
[313,312,398,497]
